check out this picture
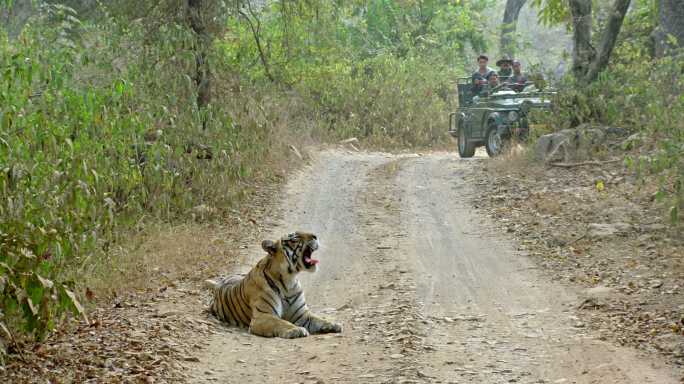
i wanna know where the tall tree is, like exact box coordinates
[654,0,684,56]
[568,0,631,82]
[500,0,527,56]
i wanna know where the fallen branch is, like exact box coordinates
[548,159,621,168]
[289,145,303,160]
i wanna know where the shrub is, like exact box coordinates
[0,4,277,339]
[546,58,683,223]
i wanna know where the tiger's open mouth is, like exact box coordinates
[302,246,319,268]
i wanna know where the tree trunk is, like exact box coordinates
[500,0,527,57]
[569,0,631,82]
[187,0,211,111]
[655,0,684,56]
[568,0,594,79]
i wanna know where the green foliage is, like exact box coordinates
[612,0,657,61]
[530,0,570,26]
[1,3,93,340]
[221,0,490,145]
[0,3,278,338]
[307,54,453,146]
[0,254,86,341]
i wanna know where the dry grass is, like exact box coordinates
[485,143,538,174]
[87,224,238,295]
[84,165,290,299]
[83,143,324,300]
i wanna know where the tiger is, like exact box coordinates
[205,231,342,339]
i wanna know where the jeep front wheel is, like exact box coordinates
[457,125,476,158]
[485,121,507,157]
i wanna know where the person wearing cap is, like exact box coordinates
[471,55,495,95]
[496,55,514,81]
[508,59,528,92]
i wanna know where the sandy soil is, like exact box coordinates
[182,150,678,384]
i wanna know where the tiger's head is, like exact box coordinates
[262,231,320,274]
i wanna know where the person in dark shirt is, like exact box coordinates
[496,55,513,81]
[471,55,495,95]
[508,59,528,92]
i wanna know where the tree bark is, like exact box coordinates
[500,0,527,57]
[569,0,631,82]
[187,0,211,111]
[568,0,594,79]
[655,0,684,57]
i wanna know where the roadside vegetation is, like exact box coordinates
[0,0,491,349]
[531,0,683,222]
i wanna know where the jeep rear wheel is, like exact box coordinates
[485,121,508,157]
[457,125,476,158]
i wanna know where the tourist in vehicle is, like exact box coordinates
[488,72,500,88]
[508,59,528,92]
[472,55,495,95]
[496,55,513,81]
[479,72,501,96]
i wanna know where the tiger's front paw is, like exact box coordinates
[281,326,309,339]
[320,322,342,333]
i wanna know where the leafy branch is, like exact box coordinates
[238,1,274,82]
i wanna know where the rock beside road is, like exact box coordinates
[535,124,627,163]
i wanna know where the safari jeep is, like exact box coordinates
[448,77,555,157]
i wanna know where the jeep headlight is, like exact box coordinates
[507,111,519,122]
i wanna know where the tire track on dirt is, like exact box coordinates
[185,151,430,383]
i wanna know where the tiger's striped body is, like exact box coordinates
[206,232,342,338]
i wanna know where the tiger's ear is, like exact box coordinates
[262,240,278,255]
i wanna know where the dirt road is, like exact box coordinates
[187,150,677,384]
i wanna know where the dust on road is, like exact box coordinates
[186,150,677,384]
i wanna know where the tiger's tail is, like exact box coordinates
[204,278,220,292]
[204,275,243,292]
